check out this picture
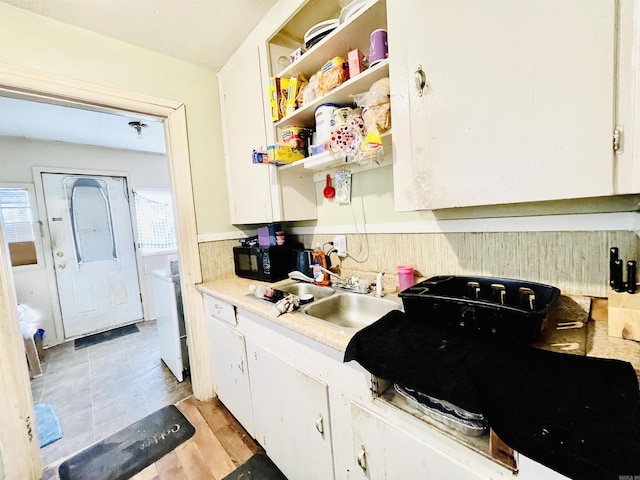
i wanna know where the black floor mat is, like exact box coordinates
[223,453,288,480]
[58,405,195,480]
[74,324,139,350]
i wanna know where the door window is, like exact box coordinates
[65,177,117,264]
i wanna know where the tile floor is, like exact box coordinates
[30,320,193,467]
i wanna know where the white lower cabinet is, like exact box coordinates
[351,402,484,480]
[206,298,255,437]
[248,343,334,480]
[205,297,572,480]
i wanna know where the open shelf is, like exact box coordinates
[275,59,389,130]
[275,0,387,80]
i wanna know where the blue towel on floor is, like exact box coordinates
[35,403,62,447]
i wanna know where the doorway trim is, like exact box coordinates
[0,62,210,479]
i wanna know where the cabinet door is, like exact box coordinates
[249,343,334,480]
[351,403,483,480]
[208,316,255,436]
[218,44,274,224]
[389,0,616,211]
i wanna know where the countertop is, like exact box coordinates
[198,276,357,352]
[198,277,640,373]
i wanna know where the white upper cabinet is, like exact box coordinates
[389,0,619,211]
[615,0,640,195]
[218,45,274,224]
[218,0,320,225]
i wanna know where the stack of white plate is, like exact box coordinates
[304,19,339,49]
[339,0,374,23]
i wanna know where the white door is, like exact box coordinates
[42,173,143,338]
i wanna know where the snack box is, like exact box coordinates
[268,77,279,122]
[282,126,312,149]
[278,77,290,120]
[286,74,307,116]
[252,150,268,164]
[267,144,306,164]
[268,77,291,121]
[348,48,367,78]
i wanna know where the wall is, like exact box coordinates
[3,1,638,298]
[0,136,173,345]
[0,2,231,236]
[199,159,640,297]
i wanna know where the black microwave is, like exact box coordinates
[233,246,298,282]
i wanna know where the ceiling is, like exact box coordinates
[0,0,279,153]
[0,96,167,153]
[0,0,279,71]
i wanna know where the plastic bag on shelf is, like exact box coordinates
[302,73,319,106]
[317,57,349,97]
[350,77,391,109]
[350,77,391,133]
[329,107,365,158]
[356,126,384,166]
[363,102,391,133]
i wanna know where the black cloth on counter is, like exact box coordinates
[344,310,640,480]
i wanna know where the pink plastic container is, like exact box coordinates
[397,265,415,292]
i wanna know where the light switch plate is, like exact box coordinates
[334,235,347,257]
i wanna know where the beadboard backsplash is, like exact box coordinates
[199,231,640,297]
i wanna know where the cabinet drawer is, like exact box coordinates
[204,295,236,326]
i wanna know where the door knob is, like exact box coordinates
[57,263,66,270]
[56,251,64,257]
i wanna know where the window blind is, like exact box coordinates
[0,188,35,243]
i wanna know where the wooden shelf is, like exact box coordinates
[275,60,389,130]
[279,129,392,176]
[275,0,387,80]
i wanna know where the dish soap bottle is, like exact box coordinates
[311,247,330,286]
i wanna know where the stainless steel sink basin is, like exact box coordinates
[278,282,335,300]
[303,293,402,330]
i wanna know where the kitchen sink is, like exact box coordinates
[302,293,403,330]
[278,282,336,300]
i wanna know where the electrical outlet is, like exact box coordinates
[334,235,347,257]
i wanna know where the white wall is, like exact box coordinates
[0,136,173,346]
[0,2,231,236]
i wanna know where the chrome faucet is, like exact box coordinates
[315,265,369,294]
[375,271,385,297]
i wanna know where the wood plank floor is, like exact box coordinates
[42,396,263,480]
